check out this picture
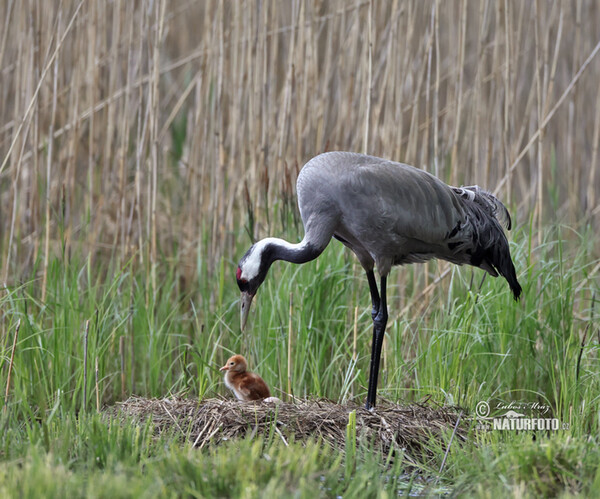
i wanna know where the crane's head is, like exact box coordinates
[236,240,275,330]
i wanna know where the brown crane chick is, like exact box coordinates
[220,354,271,401]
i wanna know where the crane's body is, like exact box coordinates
[237,152,521,409]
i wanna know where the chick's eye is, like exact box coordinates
[229,362,234,365]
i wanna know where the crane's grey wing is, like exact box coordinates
[336,158,465,245]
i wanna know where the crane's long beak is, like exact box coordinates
[240,291,255,331]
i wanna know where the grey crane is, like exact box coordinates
[236,151,521,409]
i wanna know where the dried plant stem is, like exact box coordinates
[129,291,135,394]
[353,306,358,362]
[288,292,293,401]
[95,357,100,412]
[41,14,60,303]
[588,86,600,210]
[449,0,467,184]
[438,411,463,476]
[433,0,440,174]
[533,0,544,248]
[3,319,21,413]
[83,319,90,412]
[120,336,126,399]
[363,0,372,154]
[149,0,166,298]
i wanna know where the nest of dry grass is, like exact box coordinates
[110,396,467,463]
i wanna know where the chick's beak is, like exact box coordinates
[219,365,229,372]
[240,291,255,331]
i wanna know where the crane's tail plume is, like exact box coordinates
[453,186,522,300]
[454,186,512,230]
[488,237,522,300]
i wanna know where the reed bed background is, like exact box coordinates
[1,0,599,292]
[1,0,599,409]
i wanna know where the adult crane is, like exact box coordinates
[236,152,521,410]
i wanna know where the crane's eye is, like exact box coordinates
[229,362,234,365]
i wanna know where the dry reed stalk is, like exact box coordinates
[116,2,135,264]
[543,5,564,125]
[288,292,293,401]
[588,86,600,210]
[533,0,544,249]
[3,128,28,284]
[405,4,423,164]
[501,0,511,202]
[438,410,462,476]
[568,0,583,220]
[41,11,60,303]
[295,1,307,164]
[3,319,21,413]
[120,335,126,399]
[375,2,397,155]
[86,0,97,235]
[449,0,467,185]
[421,3,437,293]
[104,2,120,221]
[353,306,358,362]
[363,0,372,154]
[83,319,90,412]
[421,2,435,170]
[95,357,100,412]
[63,33,82,261]
[150,0,166,298]
[432,0,440,175]
[129,289,135,394]
[0,0,14,69]
[275,0,297,213]
[215,0,226,267]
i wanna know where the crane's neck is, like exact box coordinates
[238,237,322,284]
[265,237,322,265]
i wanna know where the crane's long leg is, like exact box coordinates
[365,270,381,408]
[365,274,388,410]
[366,270,380,319]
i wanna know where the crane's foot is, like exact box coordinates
[365,387,378,411]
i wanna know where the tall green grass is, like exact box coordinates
[0,217,598,496]
[1,224,598,422]
[0,201,600,497]
[0,415,424,498]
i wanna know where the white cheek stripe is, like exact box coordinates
[240,238,276,281]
